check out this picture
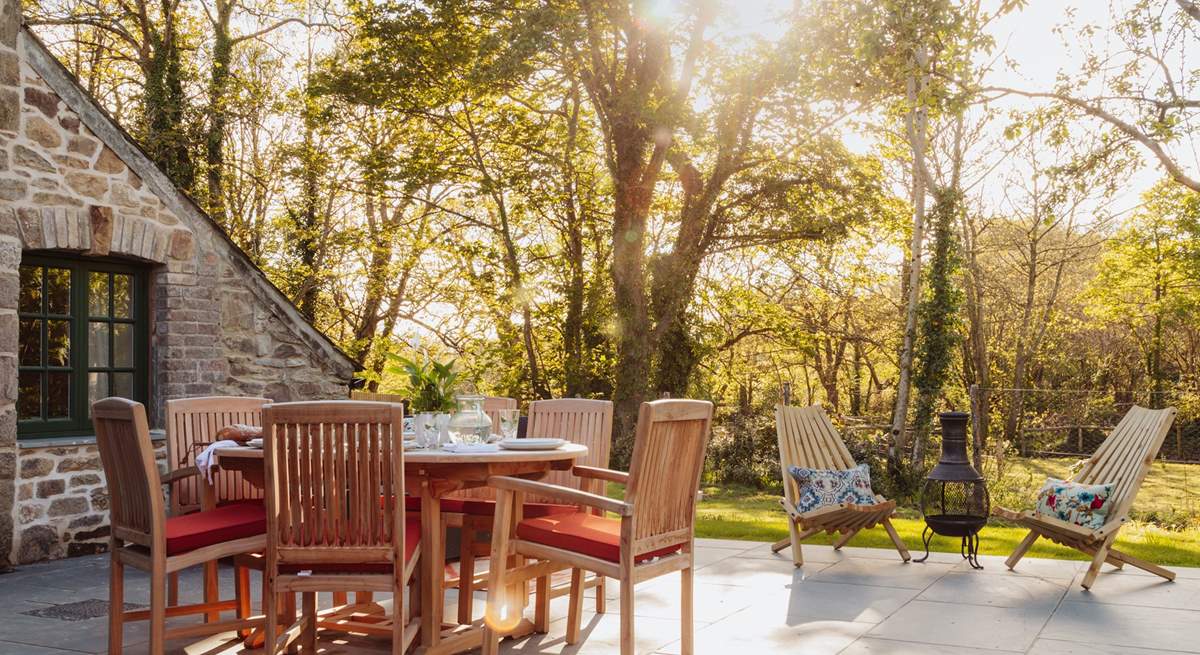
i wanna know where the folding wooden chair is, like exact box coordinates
[771,404,910,566]
[482,399,713,655]
[95,398,264,654]
[994,404,1177,589]
[262,400,421,654]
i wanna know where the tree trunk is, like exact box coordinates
[205,0,234,226]
[888,53,930,475]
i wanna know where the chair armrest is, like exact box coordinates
[572,465,629,485]
[162,466,201,485]
[488,476,633,517]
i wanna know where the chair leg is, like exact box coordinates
[619,576,635,655]
[1006,530,1039,570]
[534,574,551,632]
[833,528,859,550]
[149,558,166,655]
[595,575,606,614]
[681,563,694,655]
[301,592,317,652]
[882,518,911,562]
[203,560,220,622]
[392,573,405,655]
[235,565,253,638]
[565,569,585,645]
[458,522,476,624]
[108,552,124,654]
[167,571,179,607]
[1081,539,1112,590]
[770,537,791,553]
[264,577,278,655]
[786,520,804,566]
[1108,547,1175,581]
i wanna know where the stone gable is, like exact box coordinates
[0,21,357,566]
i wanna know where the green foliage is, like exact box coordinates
[911,187,965,461]
[387,354,460,413]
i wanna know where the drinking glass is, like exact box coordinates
[415,412,436,448]
[498,409,520,441]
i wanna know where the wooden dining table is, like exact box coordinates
[213,441,589,654]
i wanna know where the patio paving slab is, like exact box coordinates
[1040,600,1200,652]
[867,599,1051,651]
[0,540,1196,654]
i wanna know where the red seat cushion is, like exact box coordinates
[404,496,465,513]
[165,502,266,556]
[279,517,422,574]
[516,513,685,563]
[462,499,579,519]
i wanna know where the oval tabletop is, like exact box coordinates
[214,442,588,464]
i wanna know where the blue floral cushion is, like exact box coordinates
[788,463,878,514]
[1034,478,1114,530]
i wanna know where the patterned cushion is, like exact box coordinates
[1034,478,1114,530]
[788,463,878,514]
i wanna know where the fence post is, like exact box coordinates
[782,382,791,407]
[1077,426,1083,453]
[1177,424,1183,461]
[969,384,982,470]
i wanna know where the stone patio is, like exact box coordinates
[0,539,1195,654]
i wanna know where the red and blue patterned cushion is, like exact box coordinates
[788,463,878,514]
[1034,478,1114,530]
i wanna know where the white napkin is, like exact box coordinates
[441,442,499,454]
[195,440,239,483]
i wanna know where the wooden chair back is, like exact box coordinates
[526,399,614,498]
[166,396,269,514]
[625,399,713,557]
[263,401,406,566]
[350,391,407,406]
[93,397,164,549]
[1071,405,1176,525]
[775,404,857,510]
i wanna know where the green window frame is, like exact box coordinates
[18,254,149,438]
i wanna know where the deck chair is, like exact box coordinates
[771,404,910,566]
[994,405,1177,589]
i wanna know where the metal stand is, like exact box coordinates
[913,525,934,563]
[912,525,984,569]
[961,532,983,569]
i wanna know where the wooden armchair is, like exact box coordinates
[95,398,265,654]
[164,396,268,617]
[994,405,1177,589]
[261,400,421,655]
[482,399,713,655]
[455,398,613,624]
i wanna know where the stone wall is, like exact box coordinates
[0,0,21,572]
[13,438,166,563]
[0,19,357,564]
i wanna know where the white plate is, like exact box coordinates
[403,440,421,451]
[499,438,565,451]
[246,438,263,449]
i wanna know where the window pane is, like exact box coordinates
[19,319,41,366]
[112,274,132,318]
[47,372,69,418]
[46,320,70,367]
[113,323,133,367]
[46,267,70,315]
[19,266,41,313]
[89,272,110,317]
[88,372,108,409]
[111,372,132,400]
[88,322,110,368]
[18,372,40,420]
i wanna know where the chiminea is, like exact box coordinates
[916,411,989,569]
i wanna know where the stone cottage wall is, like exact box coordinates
[0,21,357,565]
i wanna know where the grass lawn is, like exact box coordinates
[609,463,1200,568]
[686,485,1200,568]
